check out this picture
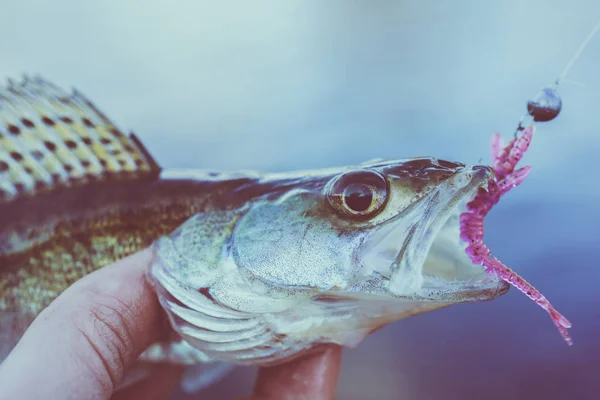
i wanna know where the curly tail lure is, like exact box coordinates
[459,18,600,345]
[459,127,572,344]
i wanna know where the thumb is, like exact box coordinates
[0,249,170,400]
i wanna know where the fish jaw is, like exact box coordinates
[353,164,509,305]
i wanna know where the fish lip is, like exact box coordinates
[357,164,507,303]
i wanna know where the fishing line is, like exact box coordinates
[556,17,600,86]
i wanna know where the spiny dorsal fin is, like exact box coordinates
[0,76,161,204]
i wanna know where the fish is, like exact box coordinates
[0,77,508,371]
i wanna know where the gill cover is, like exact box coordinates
[232,188,365,291]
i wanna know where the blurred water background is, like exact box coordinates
[2,1,599,398]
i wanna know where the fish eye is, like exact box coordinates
[326,170,389,219]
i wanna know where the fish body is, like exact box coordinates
[0,77,507,366]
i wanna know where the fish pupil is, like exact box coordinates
[344,183,373,212]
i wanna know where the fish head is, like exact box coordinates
[150,157,509,363]
[227,158,509,344]
[234,157,506,302]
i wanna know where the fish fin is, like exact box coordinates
[0,311,36,363]
[116,361,234,394]
[139,337,234,391]
[0,76,161,206]
[114,361,157,390]
[180,362,235,393]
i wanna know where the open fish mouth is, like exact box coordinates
[355,165,509,303]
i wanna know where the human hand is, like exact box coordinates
[0,249,341,400]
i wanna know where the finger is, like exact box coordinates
[251,345,342,400]
[111,364,185,400]
[0,248,169,400]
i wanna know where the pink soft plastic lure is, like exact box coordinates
[459,125,572,345]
